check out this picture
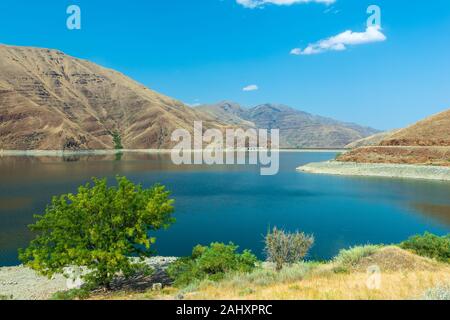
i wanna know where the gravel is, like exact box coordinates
[297,161,450,181]
[0,257,177,300]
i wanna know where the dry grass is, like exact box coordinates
[338,146,450,166]
[177,270,450,300]
[91,247,450,301]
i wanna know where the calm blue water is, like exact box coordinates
[0,152,449,266]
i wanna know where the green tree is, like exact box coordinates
[19,176,175,288]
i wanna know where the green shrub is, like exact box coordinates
[399,232,450,263]
[167,242,258,287]
[264,227,314,271]
[333,245,380,272]
[19,176,175,289]
[51,286,93,300]
[112,131,123,150]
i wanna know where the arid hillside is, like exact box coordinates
[0,45,222,150]
[380,109,450,146]
[339,109,450,166]
[198,102,379,148]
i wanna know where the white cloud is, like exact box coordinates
[290,26,386,56]
[236,0,335,9]
[243,84,259,91]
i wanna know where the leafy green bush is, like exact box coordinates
[19,176,175,289]
[333,245,381,272]
[167,243,258,287]
[264,227,314,271]
[399,232,450,263]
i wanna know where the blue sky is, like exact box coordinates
[0,0,449,130]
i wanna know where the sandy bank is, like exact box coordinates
[0,257,177,300]
[297,161,450,181]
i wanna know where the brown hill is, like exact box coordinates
[0,44,222,150]
[338,108,450,166]
[380,109,450,146]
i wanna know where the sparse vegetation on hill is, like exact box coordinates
[337,108,450,166]
[91,244,450,301]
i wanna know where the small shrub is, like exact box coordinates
[0,294,13,300]
[51,287,92,300]
[399,232,450,263]
[167,242,258,287]
[264,227,314,271]
[112,131,123,150]
[333,245,381,272]
[334,152,343,160]
[422,284,450,300]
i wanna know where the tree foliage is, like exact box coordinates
[19,176,175,287]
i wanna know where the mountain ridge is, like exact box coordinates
[197,101,380,148]
[0,44,224,150]
[0,44,379,150]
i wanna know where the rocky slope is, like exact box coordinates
[345,130,399,149]
[0,45,223,150]
[197,102,379,148]
[380,109,450,146]
[338,108,450,166]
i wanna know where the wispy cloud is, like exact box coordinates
[290,26,386,56]
[236,0,335,9]
[243,84,259,91]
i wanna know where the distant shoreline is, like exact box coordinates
[297,161,450,182]
[0,149,345,157]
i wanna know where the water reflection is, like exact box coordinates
[412,203,450,226]
[0,152,449,266]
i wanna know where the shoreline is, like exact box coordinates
[0,257,177,300]
[0,149,345,157]
[297,161,450,182]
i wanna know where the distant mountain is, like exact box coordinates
[0,44,223,150]
[197,102,380,148]
[338,108,450,166]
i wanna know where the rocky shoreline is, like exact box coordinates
[297,161,450,181]
[0,257,177,300]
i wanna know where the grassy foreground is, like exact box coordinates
[91,246,450,300]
